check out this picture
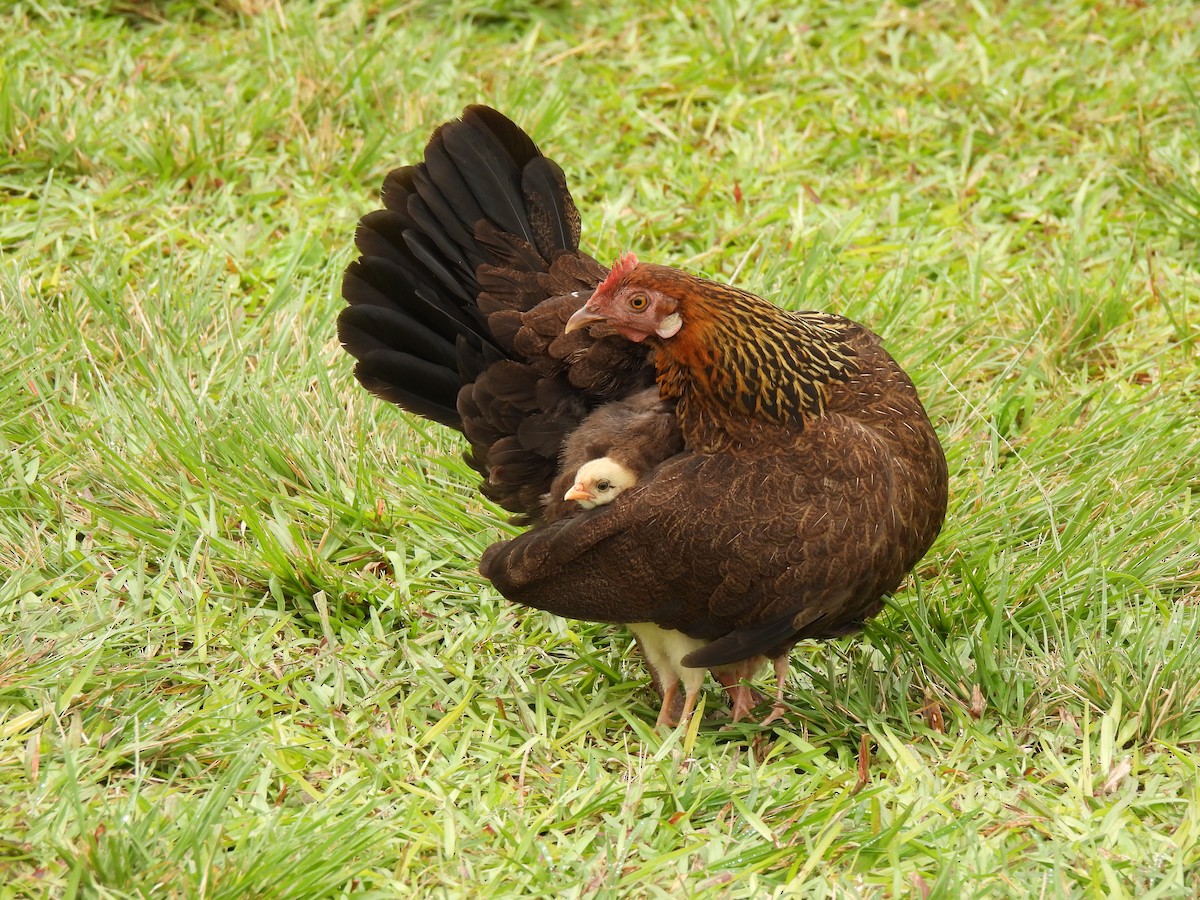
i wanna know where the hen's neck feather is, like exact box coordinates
[635,268,858,451]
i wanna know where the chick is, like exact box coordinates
[541,387,683,523]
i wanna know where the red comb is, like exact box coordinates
[593,251,639,298]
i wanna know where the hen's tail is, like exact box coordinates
[339,107,658,522]
[338,105,585,431]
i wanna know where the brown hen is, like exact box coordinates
[339,106,948,728]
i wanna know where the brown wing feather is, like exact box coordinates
[481,377,947,663]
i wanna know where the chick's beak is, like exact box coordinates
[564,482,594,503]
[564,303,606,334]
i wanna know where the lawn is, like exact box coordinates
[2,0,1199,896]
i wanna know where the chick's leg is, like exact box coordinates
[655,682,682,728]
[630,624,708,729]
[676,666,706,728]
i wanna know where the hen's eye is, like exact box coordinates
[627,294,648,312]
[596,480,611,491]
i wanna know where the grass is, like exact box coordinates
[2,0,1199,895]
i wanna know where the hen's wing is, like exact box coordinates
[481,410,938,664]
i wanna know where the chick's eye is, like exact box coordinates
[627,294,648,312]
[596,480,611,492]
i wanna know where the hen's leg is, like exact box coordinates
[758,655,791,726]
[712,658,768,722]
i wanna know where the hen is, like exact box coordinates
[338,105,948,727]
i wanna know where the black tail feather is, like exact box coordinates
[522,157,580,260]
[442,123,538,251]
[405,185,484,278]
[342,258,488,350]
[419,141,491,242]
[338,304,457,371]
[465,106,541,168]
[352,352,462,430]
[352,213,412,270]
[402,230,477,305]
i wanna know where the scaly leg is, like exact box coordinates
[667,667,708,729]
[656,681,681,728]
[758,655,791,727]
[678,682,700,727]
[630,623,709,729]
[712,658,768,722]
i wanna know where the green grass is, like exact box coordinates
[2,0,1199,895]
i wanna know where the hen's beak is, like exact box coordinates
[564,482,594,503]
[565,304,606,334]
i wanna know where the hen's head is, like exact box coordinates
[566,253,685,343]
[563,456,638,509]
